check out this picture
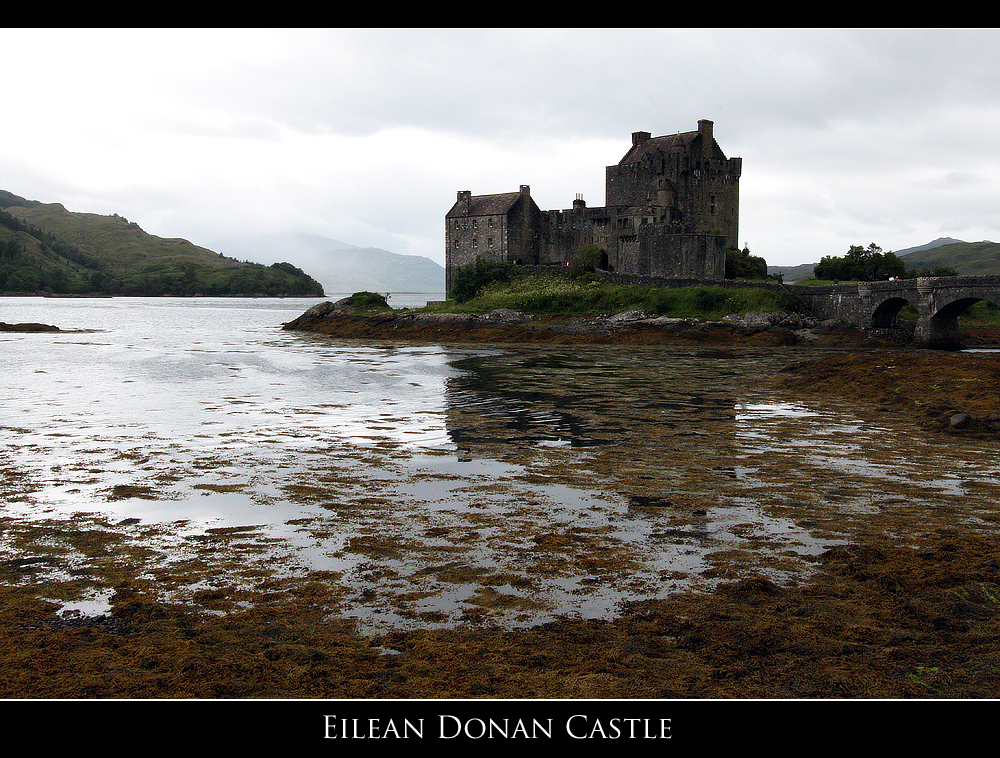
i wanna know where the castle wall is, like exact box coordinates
[684,157,741,248]
[610,230,726,280]
[537,201,604,265]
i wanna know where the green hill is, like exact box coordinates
[0,191,324,297]
[895,240,1000,276]
[769,238,1000,281]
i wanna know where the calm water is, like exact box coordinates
[3,295,999,632]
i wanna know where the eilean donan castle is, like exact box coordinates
[445,119,741,295]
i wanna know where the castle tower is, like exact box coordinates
[605,119,740,249]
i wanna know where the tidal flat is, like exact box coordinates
[2,297,1000,698]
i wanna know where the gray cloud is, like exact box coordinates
[2,27,999,269]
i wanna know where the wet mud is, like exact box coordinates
[3,515,999,698]
[780,347,1000,438]
[2,319,1000,698]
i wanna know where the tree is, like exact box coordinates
[725,245,767,279]
[814,243,905,281]
[903,265,959,278]
[567,245,604,278]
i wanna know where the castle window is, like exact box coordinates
[710,195,717,215]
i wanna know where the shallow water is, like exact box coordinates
[2,296,999,633]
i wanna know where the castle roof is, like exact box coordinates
[618,120,731,166]
[619,131,702,165]
[447,191,525,218]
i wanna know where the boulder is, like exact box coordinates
[723,311,819,330]
[481,309,534,324]
[604,309,654,324]
[949,413,972,429]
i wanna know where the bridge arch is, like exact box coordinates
[870,295,918,330]
[935,295,996,320]
[915,283,1000,349]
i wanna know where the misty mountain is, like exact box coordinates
[212,233,445,294]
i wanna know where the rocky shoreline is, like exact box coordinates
[282,298,913,349]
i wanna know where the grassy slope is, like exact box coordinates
[0,195,324,296]
[898,240,1000,276]
[5,202,240,274]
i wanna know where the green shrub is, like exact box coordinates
[725,246,767,279]
[450,257,518,303]
[346,291,390,310]
[566,245,604,279]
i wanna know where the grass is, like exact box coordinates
[960,301,1000,325]
[424,273,802,321]
[796,278,854,286]
[897,301,1000,325]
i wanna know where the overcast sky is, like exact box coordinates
[3,27,1000,269]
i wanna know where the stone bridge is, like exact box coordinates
[789,275,1000,349]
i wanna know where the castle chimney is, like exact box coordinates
[520,184,531,197]
[698,120,714,157]
[457,190,471,214]
[632,131,651,147]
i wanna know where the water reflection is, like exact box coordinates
[443,349,739,450]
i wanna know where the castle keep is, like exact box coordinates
[445,119,741,295]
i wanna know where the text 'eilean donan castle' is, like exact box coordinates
[445,119,741,295]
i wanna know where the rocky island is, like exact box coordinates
[282,296,888,348]
[0,321,60,332]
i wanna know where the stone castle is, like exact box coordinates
[445,119,741,295]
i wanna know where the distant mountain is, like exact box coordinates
[892,239,1000,275]
[767,237,1000,281]
[0,191,324,297]
[893,237,966,257]
[765,261,818,283]
[212,233,445,294]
